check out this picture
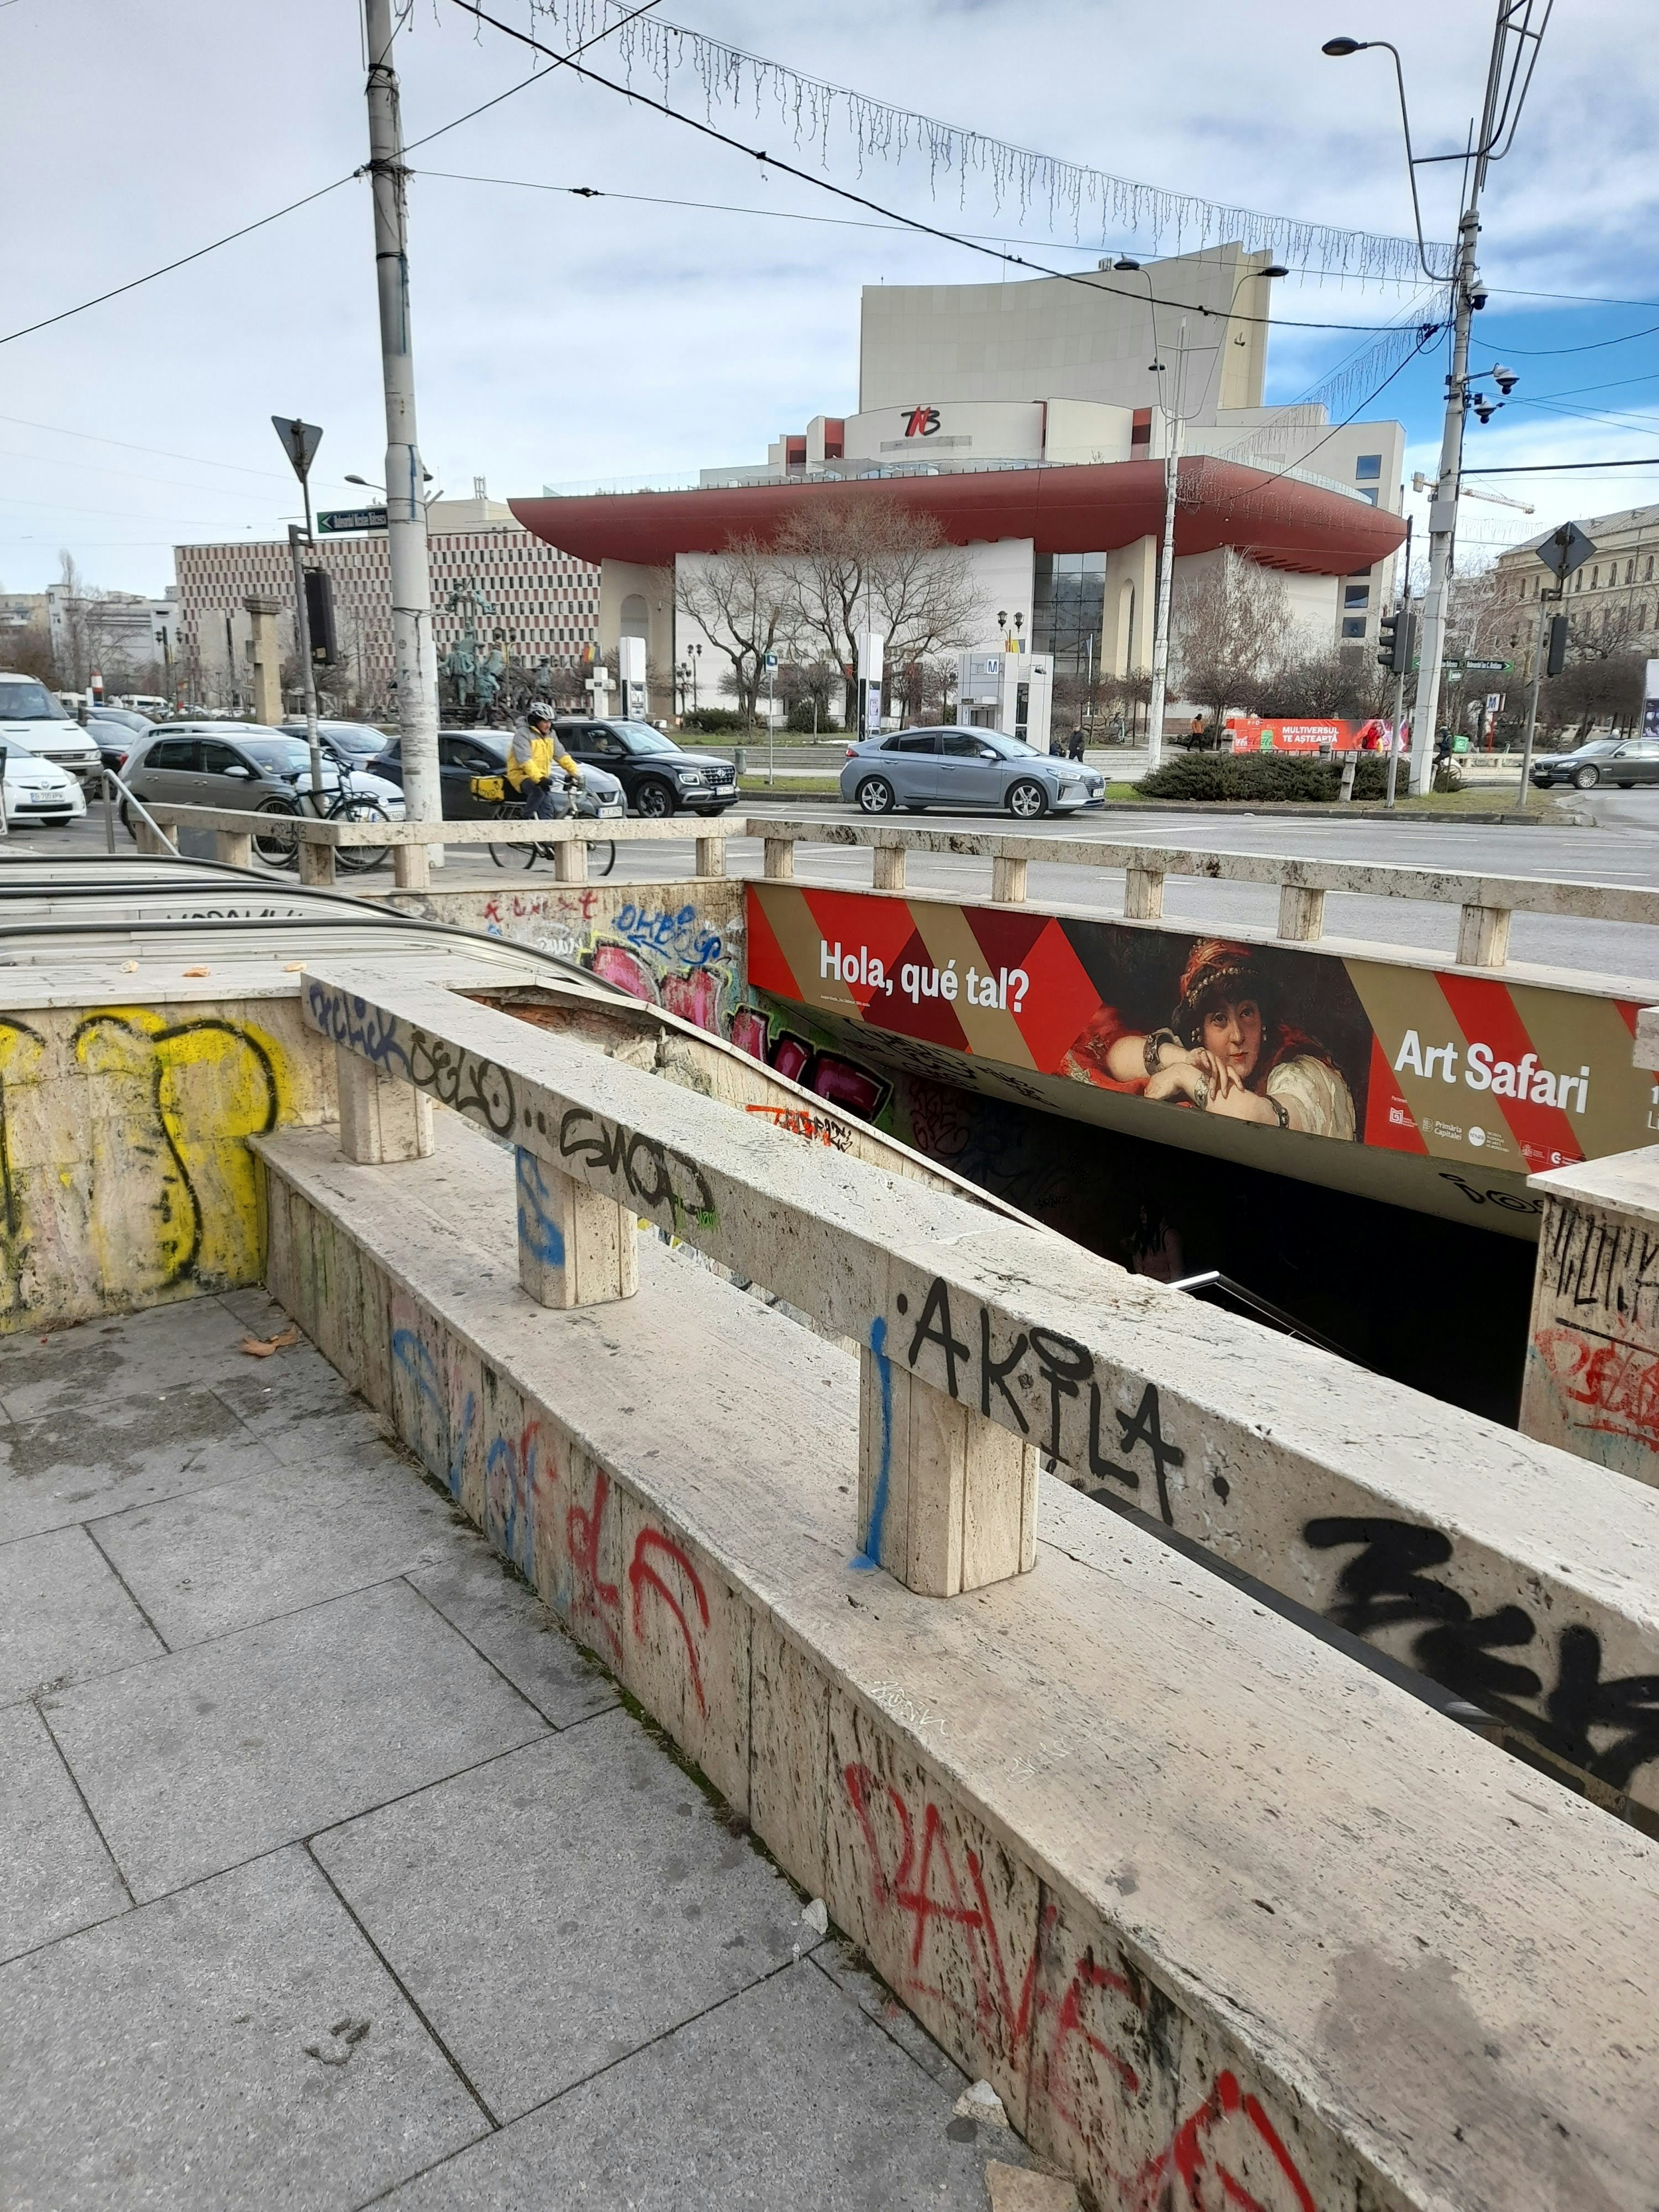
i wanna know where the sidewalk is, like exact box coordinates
[0,1293,1036,2210]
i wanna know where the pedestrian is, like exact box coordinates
[1068,726,1085,761]
[1049,732,1065,756]
[507,700,582,820]
[1189,714,1208,750]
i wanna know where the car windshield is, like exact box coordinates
[617,724,681,754]
[237,737,317,775]
[976,733,1040,758]
[0,680,68,721]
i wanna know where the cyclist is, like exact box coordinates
[507,701,582,820]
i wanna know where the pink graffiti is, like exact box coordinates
[661,969,721,1033]
[628,1529,710,1716]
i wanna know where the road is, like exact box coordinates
[14,788,1659,988]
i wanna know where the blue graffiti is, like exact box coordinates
[486,1424,537,1576]
[515,1147,565,1268]
[391,1326,442,1411]
[307,981,409,1073]
[613,902,723,972]
[850,1316,892,1573]
[391,1327,471,1500]
[449,1389,476,1501]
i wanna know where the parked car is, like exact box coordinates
[1529,736,1659,790]
[369,730,626,820]
[86,705,156,775]
[1,743,86,827]
[279,718,393,763]
[553,718,738,817]
[0,673,105,782]
[840,726,1104,817]
[121,725,407,828]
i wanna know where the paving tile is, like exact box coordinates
[0,1297,254,1422]
[377,1958,1013,2211]
[0,1380,274,1543]
[209,1338,378,1444]
[407,1541,620,1730]
[312,1711,810,2123]
[811,1934,970,2091]
[0,1847,488,2212]
[0,1524,162,1702]
[0,1701,129,1963]
[93,1439,468,1647]
[47,1579,548,1902]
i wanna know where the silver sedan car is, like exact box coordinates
[839,727,1103,818]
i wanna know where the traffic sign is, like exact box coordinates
[1535,521,1595,580]
[1464,658,1512,673]
[272,417,323,483]
[317,507,388,534]
[764,653,778,669]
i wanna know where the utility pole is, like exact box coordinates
[363,0,441,836]
[1144,319,1186,776]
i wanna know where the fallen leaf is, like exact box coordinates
[121,960,139,973]
[239,1326,299,1359]
[182,965,210,977]
[284,962,306,973]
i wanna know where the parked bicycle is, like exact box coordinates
[253,740,394,873]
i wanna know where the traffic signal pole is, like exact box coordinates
[363,0,441,839]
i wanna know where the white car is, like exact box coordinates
[0,673,105,781]
[3,745,86,828]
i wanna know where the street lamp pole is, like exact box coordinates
[363,0,441,839]
[1143,328,1185,776]
[1324,6,1551,795]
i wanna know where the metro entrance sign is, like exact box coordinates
[318,507,389,534]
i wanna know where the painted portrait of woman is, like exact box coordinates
[1063,938,1357,1140]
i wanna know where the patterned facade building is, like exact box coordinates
[172,495,600,713]
[1494,503,1659,681]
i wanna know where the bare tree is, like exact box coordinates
[1171,553,1294,728]
[1266,647,1385,721]
[775,491,979,725]
[674,538,797,725]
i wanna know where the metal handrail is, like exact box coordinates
[95,763,178,858]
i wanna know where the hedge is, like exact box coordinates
[1138,752,1395,803]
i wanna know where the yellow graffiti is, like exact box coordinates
[73,1009,284,1293]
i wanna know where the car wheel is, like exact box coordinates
[634,779,675,818]
[856,776,896,814]
[1573,765,1599,790]
[1006,778,1049,820]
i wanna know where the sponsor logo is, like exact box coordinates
[903,406,941,439]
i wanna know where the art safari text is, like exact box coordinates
[821,940,1030,1014]
[1394,1029,1589,1112]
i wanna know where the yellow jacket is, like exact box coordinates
[506,731,579,790]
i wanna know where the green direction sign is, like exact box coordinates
[317,506,388,534]
[1410,658,1512,675]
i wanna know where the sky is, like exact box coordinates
[2,0,1656,600]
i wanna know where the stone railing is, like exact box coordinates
[301,961,1659,1821]
[750,817,1659,970]
[139,804,730,892]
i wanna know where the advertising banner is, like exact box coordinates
[1226,716,1395,755]
[747,882,1652,1199]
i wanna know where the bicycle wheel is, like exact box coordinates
[588,839,617,878]
[489,801,540,869]
[329,795,392,873]
[254,796,302,868]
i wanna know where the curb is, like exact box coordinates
[736,790,1586,826]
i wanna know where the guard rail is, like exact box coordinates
[750,816,1659,969]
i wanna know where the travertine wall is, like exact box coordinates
[0,996,332,1335]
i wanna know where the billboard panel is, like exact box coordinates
[747,882,1652,1219]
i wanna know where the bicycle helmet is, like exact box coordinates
[526,699,555,727]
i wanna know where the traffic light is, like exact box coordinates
[1377,608,1417,674]
[1545,612,1568,679]
[304,567,338,667]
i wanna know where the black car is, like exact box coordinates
[1529,735,1659,790]
[553,717,737,817]
[369,730,626,820]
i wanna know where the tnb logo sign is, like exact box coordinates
[903,406,941,439]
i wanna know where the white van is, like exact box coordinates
[0,673,104,781]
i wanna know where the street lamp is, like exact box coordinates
[1323,6,1551,792]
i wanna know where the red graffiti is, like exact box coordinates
[628,1529,710,1716]
[566,1467,623,1661]
[1126,2069,1316,2212]
[839,1768,1319,2211]
[744,1102,852,1151]
[843,1764,1040,2054]
[1535,1325,1659,1449]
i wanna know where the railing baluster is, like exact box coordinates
[1457,903,1513,968]
[1124,864,1164,920]
[992,855,1028,904]
[1278,884,1326,942]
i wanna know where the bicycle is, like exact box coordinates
[476,776,616,877]
[255,742,393,873]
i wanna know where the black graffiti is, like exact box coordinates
[557,1107,717,1225]
[1545,1204,1659,1333]
[1304,1516,1543,1703]
[1546,1624,1659,1795]
[306,982,409,1075]
[407,1030,517,1136]
[905,1276,1184,1523]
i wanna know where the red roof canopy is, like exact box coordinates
[511,457,1406,577]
